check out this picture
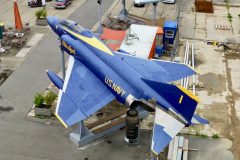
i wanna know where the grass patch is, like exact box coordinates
[35,115,51,119]
[196,132,208,138]
[227,13,233,22]
[212,133,220,139]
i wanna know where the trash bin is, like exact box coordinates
[0,23,4,40]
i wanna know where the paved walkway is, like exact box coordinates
[0,0,116,159]
[0,0,86,26]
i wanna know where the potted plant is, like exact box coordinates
[33,91,57,117]
[35,9,48,26]
[33,93,44,108]
[44,91,58,108]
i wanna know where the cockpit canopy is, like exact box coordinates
[59,19,84,34]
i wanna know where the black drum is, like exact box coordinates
[125,109,139,144]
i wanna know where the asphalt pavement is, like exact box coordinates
[0,0,120,159]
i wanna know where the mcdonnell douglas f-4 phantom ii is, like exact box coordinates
[46,16,208,155]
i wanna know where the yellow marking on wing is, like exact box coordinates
[54,112,68,128]
[151,149,159,155]
[179,95,183,104]
[176,85,200,103]
[63,27,113,56]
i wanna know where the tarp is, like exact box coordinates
[100,27,126,41]
[100,27,126,51]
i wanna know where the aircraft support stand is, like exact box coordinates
[61,49,66,79]
[119,0,128,19]
[97,0,103,35]
[69,107,148,148]
[153,2,157,25]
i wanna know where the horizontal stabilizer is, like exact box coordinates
[191,114,209,125]
[151,107,185,155]
[116,53,196,83]
[143,78,200,123]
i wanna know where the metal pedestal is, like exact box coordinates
[118,0,129,19]
[69,107,148,148]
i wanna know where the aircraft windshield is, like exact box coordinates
[59,19,84,34]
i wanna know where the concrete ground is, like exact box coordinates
[188,135,234,160]
[178,0,240,159]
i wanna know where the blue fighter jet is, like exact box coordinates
[46,16,208,155]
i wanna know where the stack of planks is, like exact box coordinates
[167,136,189,160]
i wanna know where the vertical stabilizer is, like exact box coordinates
[142,78,200,123]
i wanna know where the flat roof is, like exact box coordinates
[119,24,158,59]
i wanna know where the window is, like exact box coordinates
[165,30,174,38]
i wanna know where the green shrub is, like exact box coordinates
[34,93,44,107]
[44,91,57,106]
[41,10,47,19]
[35,9,47,19]
[35,10,42,19]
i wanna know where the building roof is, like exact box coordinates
[119,24,159,59]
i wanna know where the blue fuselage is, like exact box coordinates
[48,17,170,110]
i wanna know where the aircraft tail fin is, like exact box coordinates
[151,107,185,154]
[142,79,200,123]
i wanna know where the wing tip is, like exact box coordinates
[151,149,159,155]
[183,63,198,75]
[54,112,68,128]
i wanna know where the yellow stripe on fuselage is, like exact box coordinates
[63,27,114,56]
[54,112,68,128]
[176,85,200,103]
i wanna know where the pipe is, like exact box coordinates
[184,61,191,89]
[181,41,189,86]
[182,42,189,87]
[192,44,196,95]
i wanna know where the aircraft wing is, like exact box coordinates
[116,53,196,83]
[151,107,185,155]
[55,56,115,127]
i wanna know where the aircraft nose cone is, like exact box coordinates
[47,16,59,28]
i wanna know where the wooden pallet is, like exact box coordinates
[86,109,127,134]
[167,136,189,160]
